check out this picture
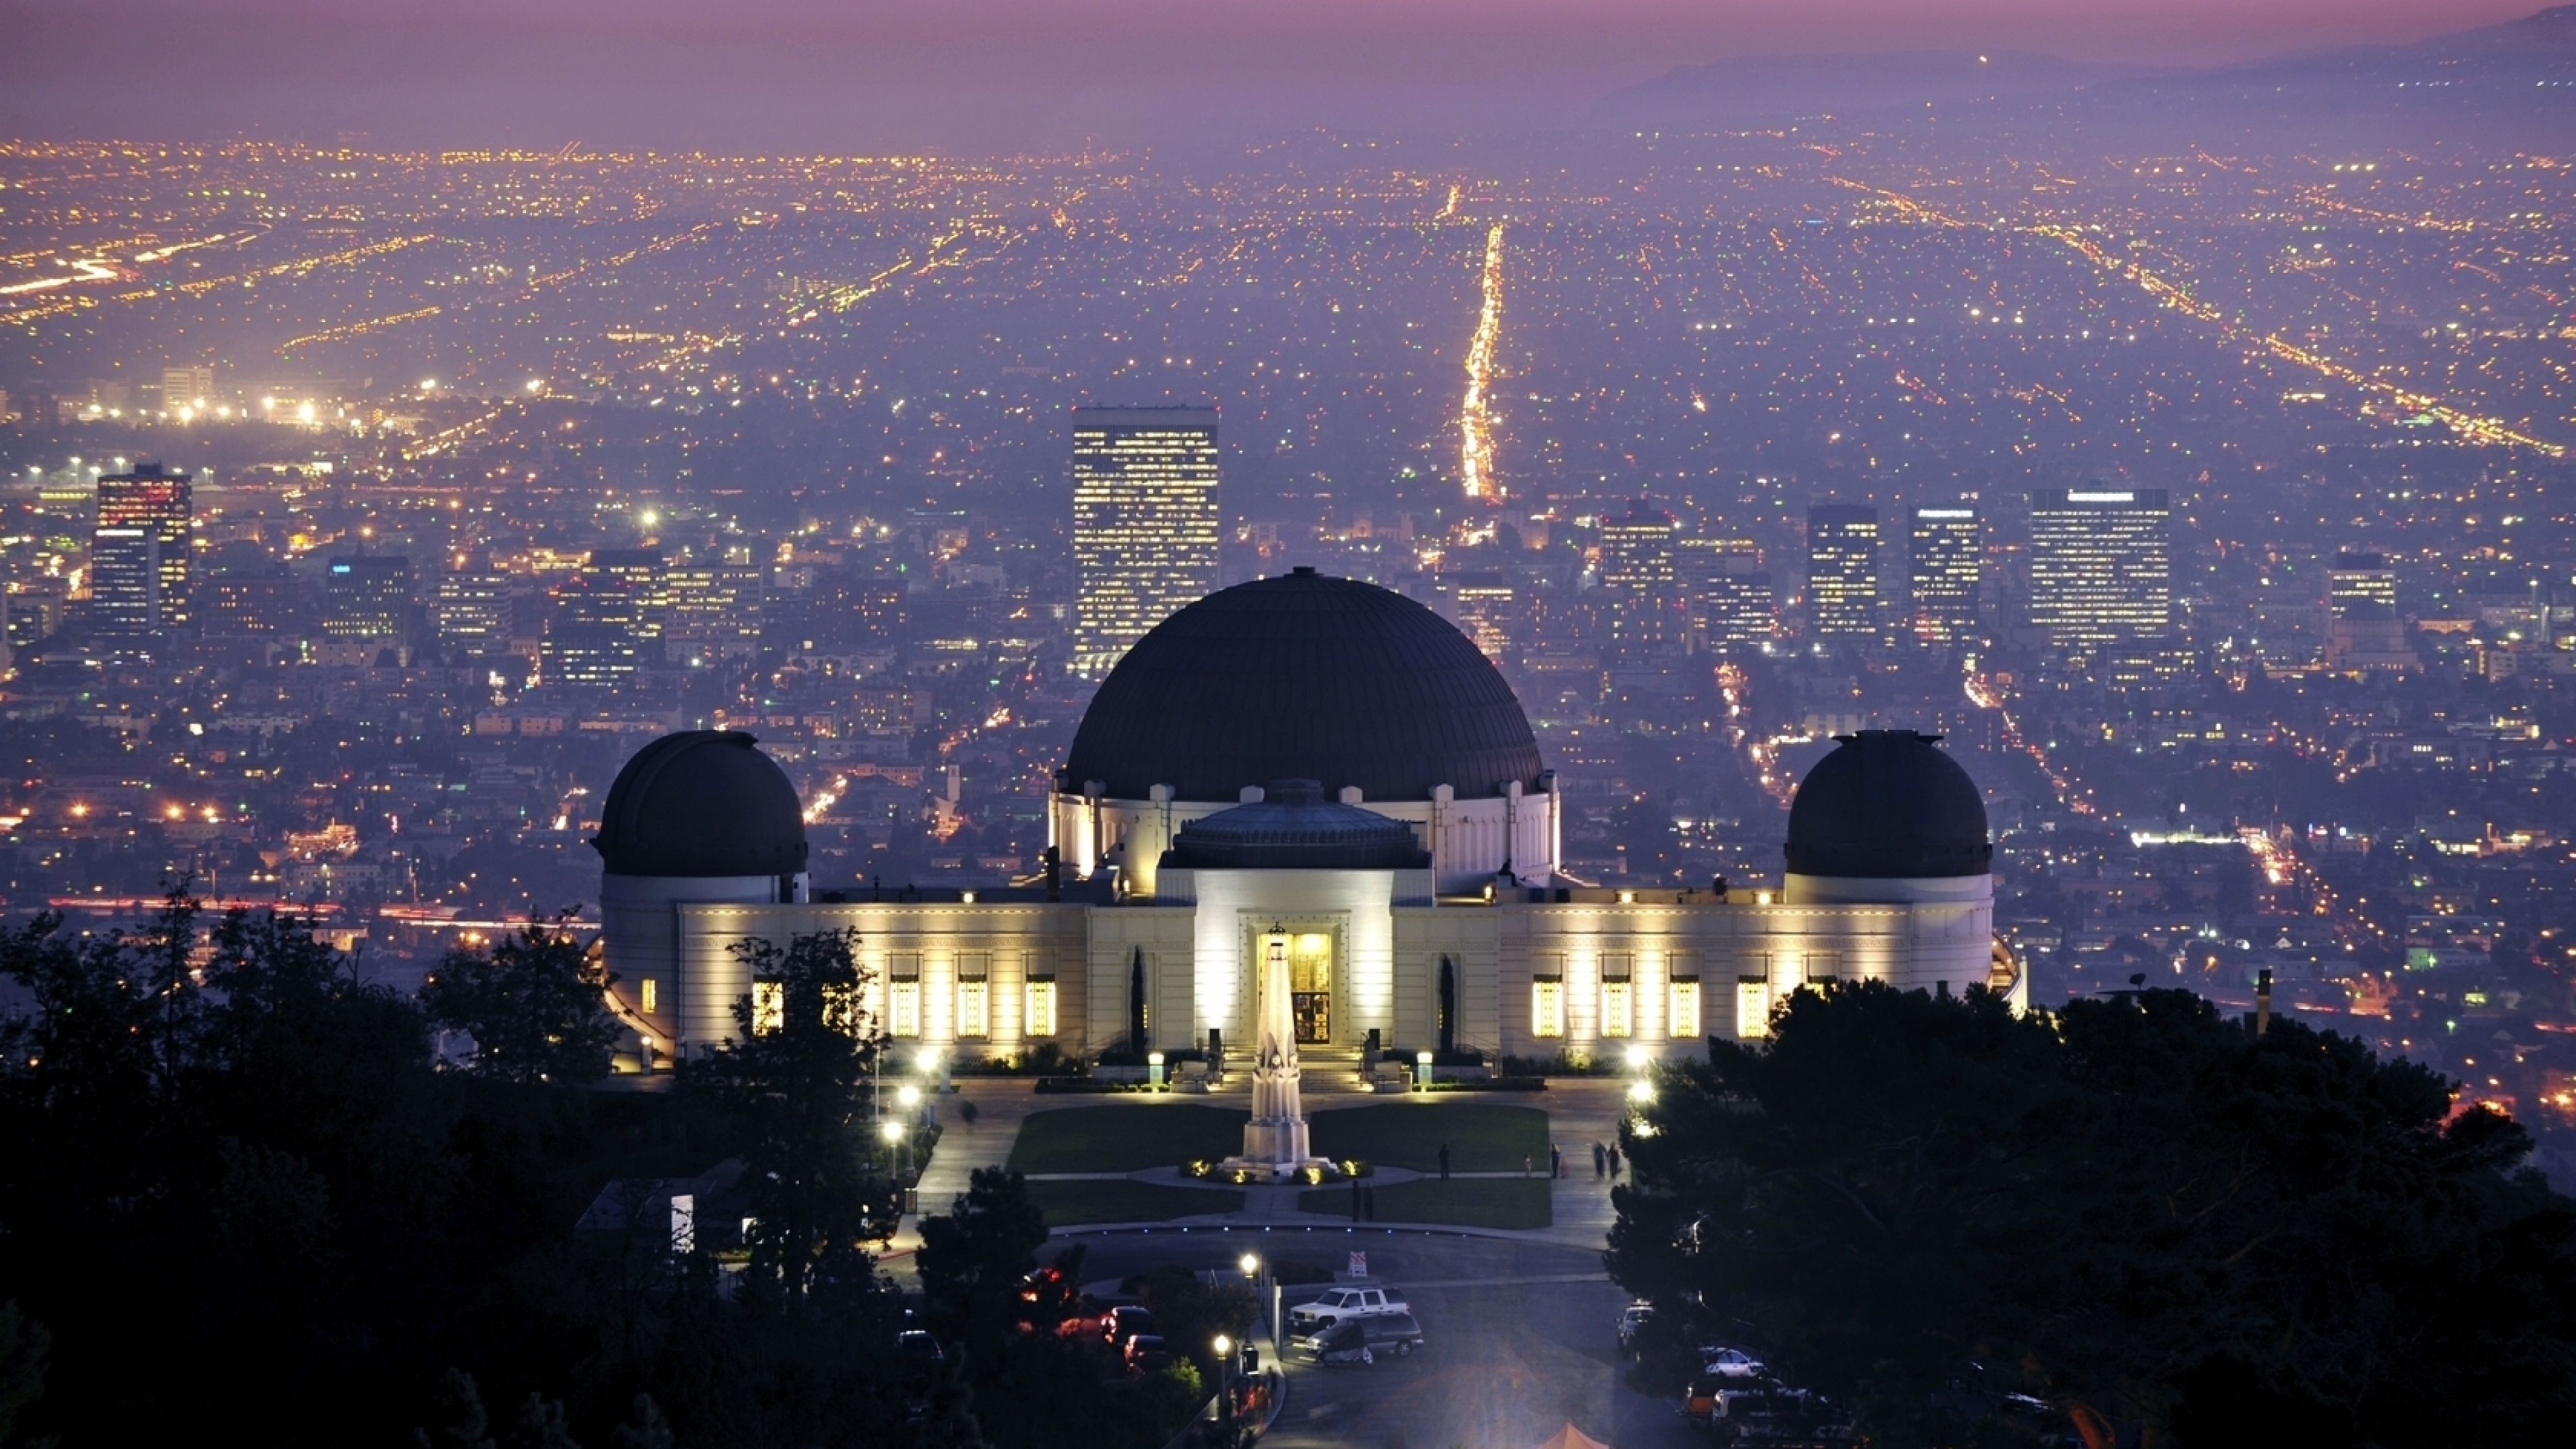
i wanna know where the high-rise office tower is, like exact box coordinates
[1071,406,1220,678]
[161,366,214,413]
[1599,500,1680,658]
[587,548,667,665]
[2328,551,2397,618]
[434,562,515,655]
[2028,488,2172,656]
[1806,504,1882,641]
[95,462,192,629]
[1678,535,1774,653]
[1908,504,1982,645]
[546,571,645,688]
[665,564,764,662]
[202,563,301,639]
[321,555,415,642]
[88,527,163,660]
[1449,572,1521,663]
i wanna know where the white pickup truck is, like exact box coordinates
[1287,1284,1411,1333]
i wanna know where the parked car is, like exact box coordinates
[1705,1385,1854,1446]
[1289,1318,1376,1366]
[1100,1305,1156,1349]
[1286,1283,1409,1333]
[1122,1334,1175,1375]
[1701,1347,1766,1379]
[894,1330,945,1373]
[1618,1302,1654,1354]
[1290,1311,1425,1365]
[1358,1311,1425,1358]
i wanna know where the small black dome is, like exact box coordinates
[1784,731,1990,879]
[1062,569,1544,802]
[594,731,809,878]
[1162,780,1431,870]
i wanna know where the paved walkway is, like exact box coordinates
[885,1073,1644,1255]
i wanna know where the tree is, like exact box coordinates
[423,920,623,1085]
[0,1301,50,1449]
[917,1167,1050,1362]
[1609,981,2576,1448]
[688,929,890,1306]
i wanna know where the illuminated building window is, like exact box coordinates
[751,980,784,1036]
[640,977,658,1014]
[1600,954,1633,1039]
[890,952,922,1038]
[956,953,990,1040]
[1025,979,1058,1038]
[1532,977,1566,1039]
[1735,975,1772,1040]
[822,982,859,1036]
[1668,979,1701,1038]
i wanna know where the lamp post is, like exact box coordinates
[881,1118,910,1182]
[1213,1334,1235,1447]
[898,1081,924,1130]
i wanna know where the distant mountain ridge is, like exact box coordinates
[1596,6,2576,130]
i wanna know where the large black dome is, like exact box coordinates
[1784,730,1990,879]
[1062,568,1545,802]
[594,731,809,878]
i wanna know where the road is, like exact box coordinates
[1062,1231,1695,1449]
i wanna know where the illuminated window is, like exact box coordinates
[1025,979,1057,1038]
[957,953,989,1038]
[1532,978,1565,1039]
[1735,975,1772,1039]
[751,980,784,1036]
[1601,953,1633,1038]
[821,982,858,1036]
[640,976,658,1014]
[890,953,921,1038]
[1668,979,1701,1038]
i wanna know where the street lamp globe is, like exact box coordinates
[879,1120,906,1144]
[1239,1252,1260,1279]
[897,1083,922,1109]
[1213,1334,1231,1358]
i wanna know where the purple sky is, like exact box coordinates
[1,1,2537,150]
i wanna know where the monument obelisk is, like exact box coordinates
[1222,928,1330,1181]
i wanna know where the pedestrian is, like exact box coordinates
[959,1098,979,1129]
[1438,1143,1451,1181]
[1351,1173,1363,1221]
[1593,1140,1606,1179]
[1523,1153,1532,1177]
[1608,1144,1622,1179]
[1550,1142,1562,1179]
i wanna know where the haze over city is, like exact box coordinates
[2,3,2575,1447]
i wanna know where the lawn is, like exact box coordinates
[1025,1178,1248,1227]
[1006,1104,1250,1173]
[1295,1177,1552,1230]
[1307,1102,1550,1174]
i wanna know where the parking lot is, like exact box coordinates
[1065,1228,1699,1449]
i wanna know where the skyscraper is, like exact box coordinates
[2328,551,2397,618]
[587,548,668,666]
[2029,488,2172,657]
[1908,504,1982,645]
[1071,406,1220,678]
[1806,504,1882,642]
[88,527,162,661]
[321,555,415,643]
[434,561,516,655]
[95,462,192,629]
[1598,500,1680,659]
[1678,534,1774,654]
[1448,572,1521,663]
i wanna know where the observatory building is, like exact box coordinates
[595,570,2016,1071]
